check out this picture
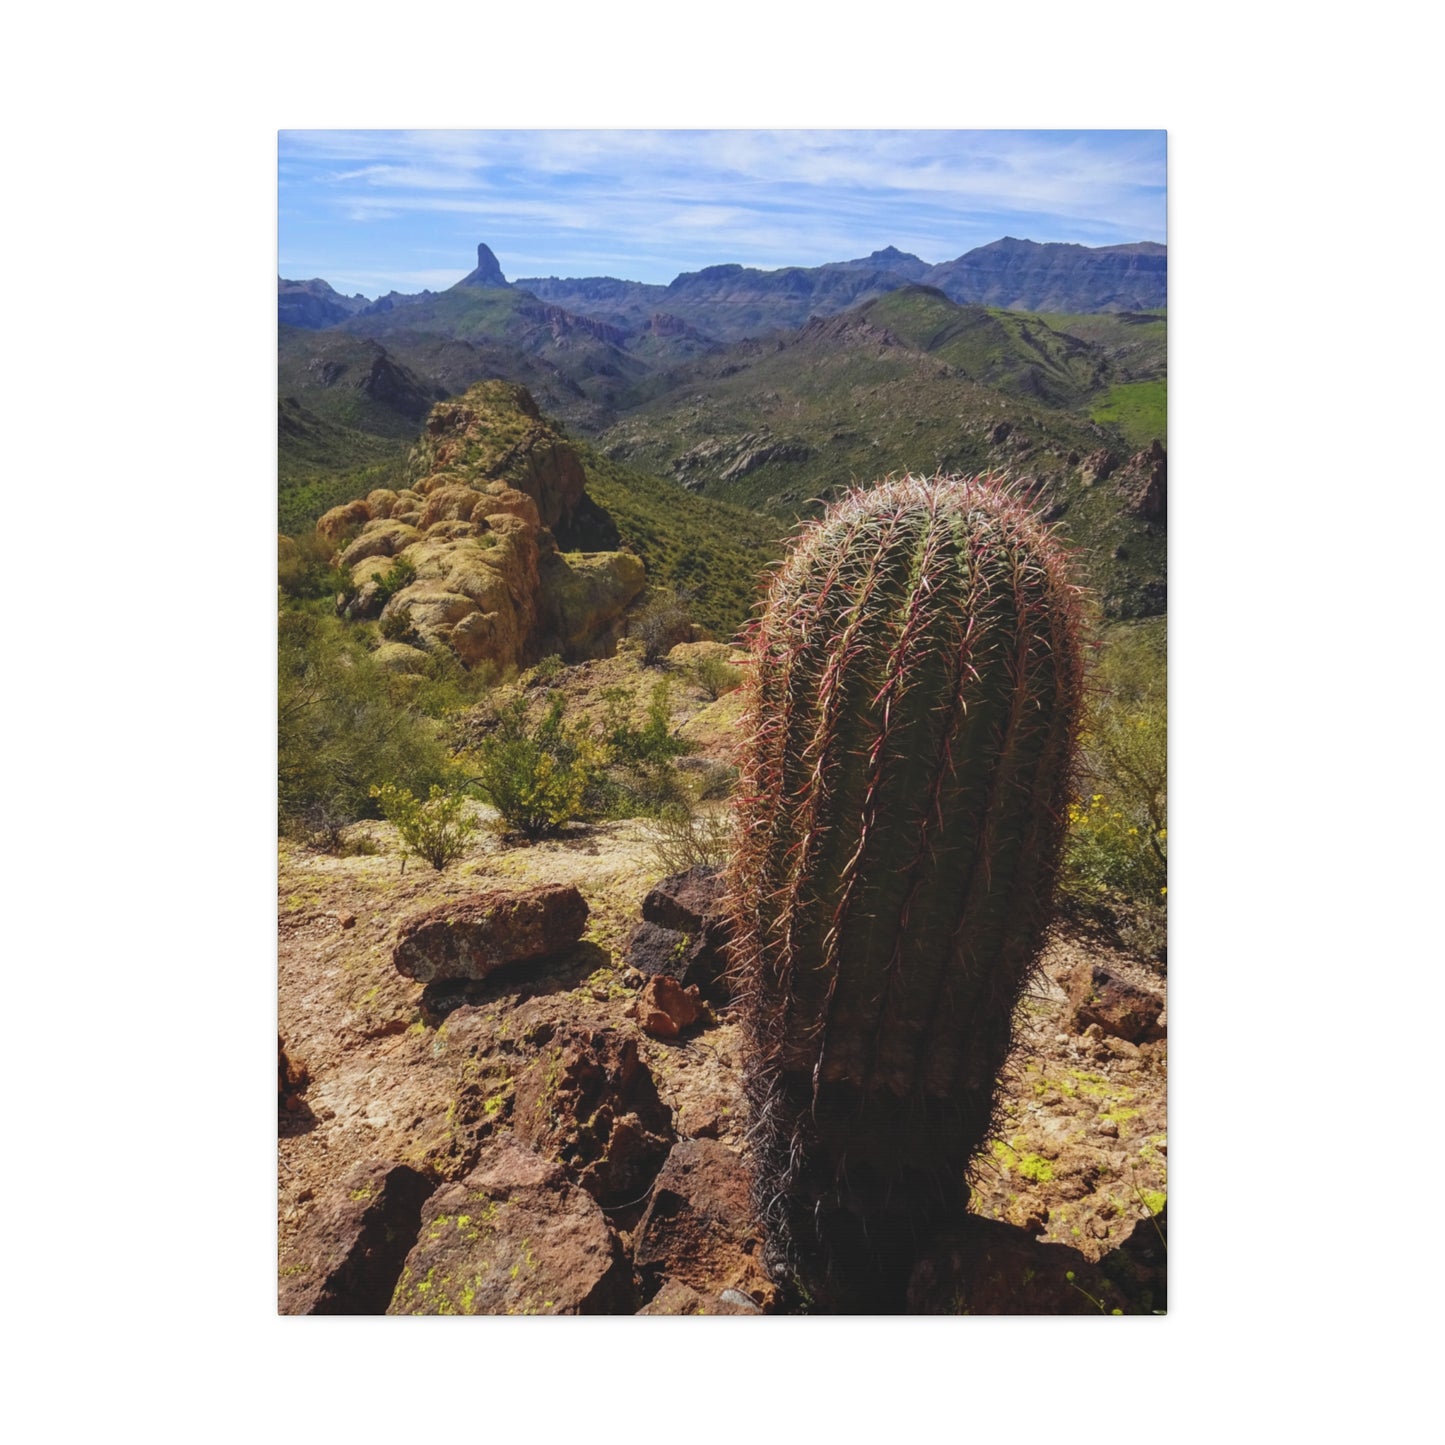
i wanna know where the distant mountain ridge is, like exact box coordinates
[281,236,1165,338]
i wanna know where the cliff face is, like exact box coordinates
[924,239,1167,313]
[314,382,646,670]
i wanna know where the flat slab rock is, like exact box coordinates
[388,1137,632,1315]
[392,884,589,984]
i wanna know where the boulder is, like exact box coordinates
[636,1280,762,1316]
[513,1025,674,1205]
[388,1138,632,1315]
[537,550,647,660]
[278,1034,307,1110]
[1067,961,1165,1043]
[632,1138,774,1309]
[337,520,421,569]
[279,1161,434,1315]
[624,866,734,1000]
[392,885,589,984]
[316,498,372,544]
[371,641,431,675]
[629,975,704,1039]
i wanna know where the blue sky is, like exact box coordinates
[278,130,1166,298]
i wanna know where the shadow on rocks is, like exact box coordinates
[420,940,611,1024]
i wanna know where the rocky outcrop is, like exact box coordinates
[513,1026,674,1205]
[388,1138,633,1315]
[623,864,734,1000]
[408,380,585,532]
[454,241,510,290]
[309,381,648,670]
[633,1138,775,1310]
[279,1162,435,1315]
[1065,960,1165,1043]
[392,886,590,985]
[1115,440,1167,522]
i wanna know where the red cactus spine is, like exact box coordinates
[725,473,1086,1309]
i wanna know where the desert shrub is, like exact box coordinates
[591,681,693,818]
[378,608,419,643]
[278,609,451,833]
[372,555,417,606]
[278,530,351,601]
[632,588,694,665]
[650,800,734,874]
[466,694,602,839]
[689,652,743,700]
[370,782,480,871]
[1062,624,1166,960]
[525,653,566,687]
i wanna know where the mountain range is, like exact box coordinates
[279,237,1166,621]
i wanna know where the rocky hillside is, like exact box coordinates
[308,381,648,672]
[278,645,1167,1315]
[923,238,1168,313]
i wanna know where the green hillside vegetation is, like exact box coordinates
[340,288,653,422]
[574,445,781,639]
[859,287,1105,404]
[1090,380,1167,449]
[278,398,412,534]
[1038,310,1167,381]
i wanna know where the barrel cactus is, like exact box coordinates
[725,473,1086,1309]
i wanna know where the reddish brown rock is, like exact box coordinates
[513,1026,674,1205]
[279,1161,434,1315]
[625,866,735,1000]
[908,1211,1166,1315]
[392,885,589,984]
[633,1138,774,1309]
[1067,961,1165,1043]
[388,1138,632,1315]
[278,1035,308,1109]
[630,975,704,1039]
[636,1279,762,1315]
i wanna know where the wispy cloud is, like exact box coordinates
[279,129,1165,295]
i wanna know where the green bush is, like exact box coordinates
[370,782,480,871]
[649,800,733,874]
[278,609,451,833]
[466,694,602,839]
[632,588,693,665]
[689,652,743,700]
[1062,624,1166,959]
[278,531,351,601]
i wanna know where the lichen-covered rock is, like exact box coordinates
[371,642,431,675]
[392,885,590,984]
[337,520,422,570]
[279,1161,435,1315]
[388,1138,632,1315]
[1066,960,1165,1043]
[632,1138,775,1309]
[537,550,647,659]
[408,380,587,531]
[513,1025,674,1205]
[316,498,372,544]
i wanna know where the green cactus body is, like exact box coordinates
[725,474,1085,1308]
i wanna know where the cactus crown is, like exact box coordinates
[725,472,1085,1308]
